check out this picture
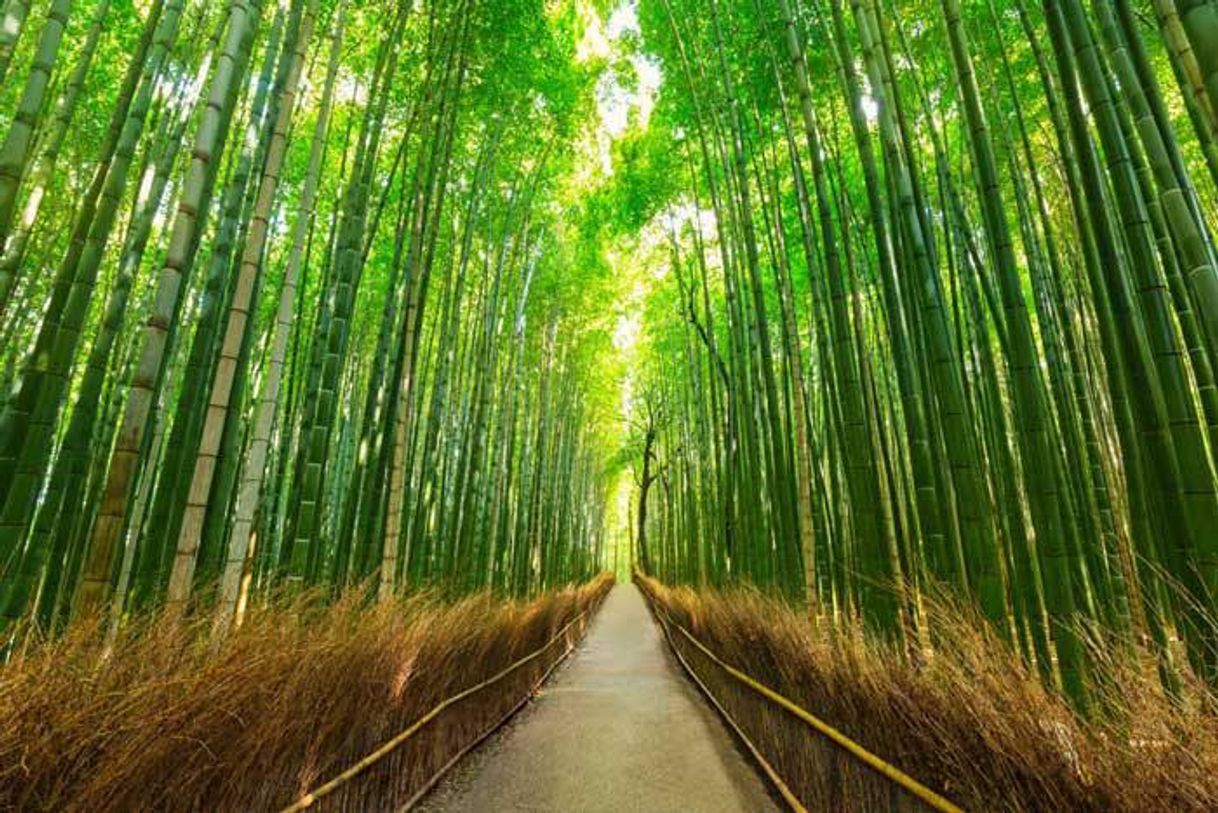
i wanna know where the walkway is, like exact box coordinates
[419,584,779,812]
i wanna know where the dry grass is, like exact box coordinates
[637,573,1218,812]
[0,574,613,812]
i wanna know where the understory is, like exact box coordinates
[0,574,613,812]
[637,574,1218,812]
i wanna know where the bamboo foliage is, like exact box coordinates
[0,0,615,651]
[629,0,1218,706]
[1,0,1217,715]
[77,0,264,619]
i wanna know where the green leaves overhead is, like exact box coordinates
[613,0,1218,707]
[3,0,1218,717]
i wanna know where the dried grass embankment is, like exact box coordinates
[637,573,1218,812]
[0,573,613,811]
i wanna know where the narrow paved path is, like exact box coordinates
[419,584,778,812]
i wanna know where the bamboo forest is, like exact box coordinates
[4,0,1218,808]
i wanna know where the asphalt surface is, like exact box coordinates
[418,583,779,812]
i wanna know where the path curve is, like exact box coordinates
[418,583,779,812]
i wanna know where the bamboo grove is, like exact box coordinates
[5,0,1218,718]
[619,0,1218,708]
[0,0,622,647]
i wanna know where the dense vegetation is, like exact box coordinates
[0,0,619,649]
[1,576,612,808]
[4,0,1218,794]
[615,0,1218,714]
[640,574,1218,810]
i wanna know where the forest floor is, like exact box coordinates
[418,584,777,812]
[0,578,615,811]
